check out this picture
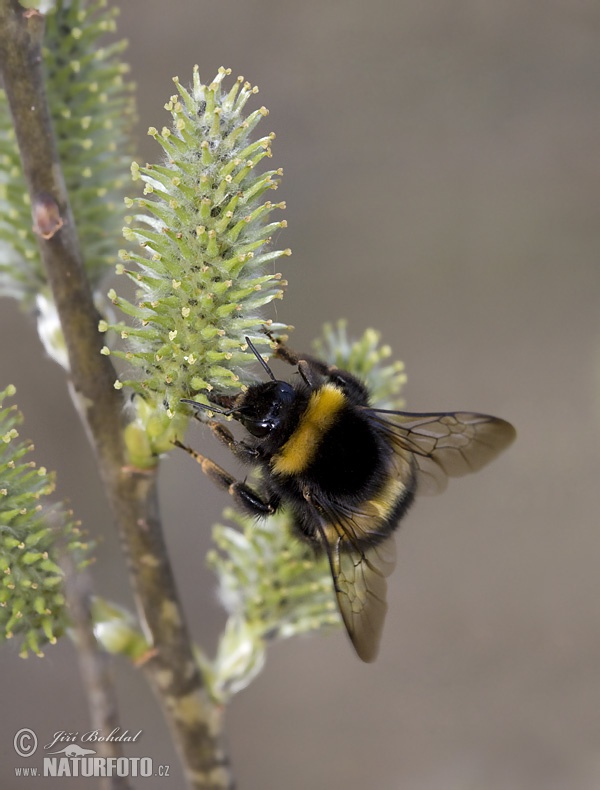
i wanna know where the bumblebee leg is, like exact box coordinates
[263,330,369,402]
[269,337,301,367]
[297,359,329,388]
[207,420,261,463]
[263,330,331,387]
[173,440,277,517]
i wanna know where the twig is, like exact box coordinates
[0,3,232,787]
[56,521,131,790]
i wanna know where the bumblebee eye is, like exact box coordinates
[251,422,272,437]
[274,382,295,403]
[241,418,273,438]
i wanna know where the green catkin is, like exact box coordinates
[0,386,91,657]
[0,0,135,304]
[100,67,291,463]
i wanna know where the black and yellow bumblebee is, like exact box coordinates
[177,336,516,662]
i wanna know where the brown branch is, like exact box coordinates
[56,524,131,790]
[0,3,231,787]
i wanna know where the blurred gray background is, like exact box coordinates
[1,1,599,788]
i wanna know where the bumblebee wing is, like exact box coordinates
[334,533,396,663]
[370,409,516,495]
[304,493,397,662]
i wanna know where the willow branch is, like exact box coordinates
[57,528,131,790]
[0,3,231,787]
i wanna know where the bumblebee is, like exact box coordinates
[177,336,516,662]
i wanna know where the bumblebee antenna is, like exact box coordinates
[245,336,276,381]
[181,399,235,416]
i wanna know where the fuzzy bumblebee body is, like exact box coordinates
[179,338,516,662]
[263,381,416,549]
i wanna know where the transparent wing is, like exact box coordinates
[300,410,515,660]
[304,493,397,663]
[369,409,516,495]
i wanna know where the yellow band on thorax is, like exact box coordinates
[271,384,346,475]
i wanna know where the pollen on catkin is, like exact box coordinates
[0,387,91,657]
[0,0,135,304]
[100,67,291,453]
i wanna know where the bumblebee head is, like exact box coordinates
[234,380,296,438]
[231,336,298,437]
[181,337,299,440]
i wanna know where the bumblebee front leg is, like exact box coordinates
[207,420,262,464]
[263,330,330,388]
[174,439,278,517]
[263,329,307,367]
[184,407,261,463]
[263,329,367,397]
